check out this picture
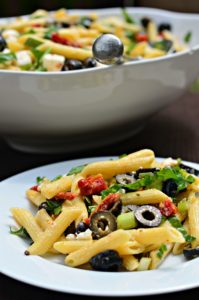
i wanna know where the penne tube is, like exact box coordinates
[149,243,173,270]
[122,255,139,271]
[35,208,54,229]
[116,240,145,255]
[26,189,46,207]
[65,229,130,267]
[81,149,154,179]
[40,176,72,199]
[188,193,199,248]
[128,227,185,245]
[54,240,93,254]
[10,208,43,241]
[63,196,88,224]
[26,208,81,255]
[121,189,169,205]
[147,21,158,42]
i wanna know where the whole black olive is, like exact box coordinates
[64,59,83,71]
[115,173,135,184]
[84,57,97,68]
[38,202,48,211]
[180,163,199,176]
[141,17,151,28]
[0,35,7,52]
[76,221,89,234]
[60,22,70,28]
[162,179,178,197]
[135,205,162,227]
[90,250,122,271]
[158,23,172,32]
[134,168,158,180]
[183,247,199,260]
[90,211,117,239]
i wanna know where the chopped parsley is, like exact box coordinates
[67,164,86,176]
[184,31,192,43]
[168,216,195,242]
[157,244,167,258]
[46,200,62,215]
[44,25,59,39]
[10,226,31,239]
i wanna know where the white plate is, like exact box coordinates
[0,156,199,296]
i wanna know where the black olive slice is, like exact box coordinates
[90,250,122,271]
[90,211,117,239]
[115,174,135,184]
[183,247,199,260]
[109,199,122,217]
[135,205,162,227]
[134,168,158,180]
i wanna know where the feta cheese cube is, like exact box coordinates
[2,29,19,39]
[16,50,32,67]
[42,53,65,72]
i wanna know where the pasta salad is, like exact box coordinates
[0,8,191,72]
[10,149,199,272]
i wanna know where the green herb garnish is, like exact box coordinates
[184,31,192,43]
[168,216,195,242]
[36,176,45,184]
[153,40,172,52]
[0,52,16,64]
[67,164,86,176]
[44,25,59,39]
[157,244,167,258]
[46,200,62,215]
[88,205,97,214]
[121,8,135,24]
[119,153,128,158]
[21,29,36,35]
[25,37,43,48]
[52,175,62,181]
[31,47,51,71]
[10,226,31,239]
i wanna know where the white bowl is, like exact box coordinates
[1,7,199,153]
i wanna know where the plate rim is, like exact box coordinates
[0,155,199,296]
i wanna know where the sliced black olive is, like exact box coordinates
[180,163,199,176]
[60,22,70,28]
[90,250,122,271]
[122,204,138,213]
[158,23,172,32]
[0,35,7,52]
[108,199,122,217]
[134,168,158,180]
[135,205,162,227]
[64,59,83,71]
[76,221,89,234]
[64,221,76,236]
[38,201,48,211]
[162,179,178,197]
[141,17,151,28]
[115,173,135,184]
[183,247,199,260]
[90,211,117,239]
[84,57,97,68]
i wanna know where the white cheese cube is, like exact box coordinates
[42,53,65,72]
[2,29,19,39]
[16,50,32,67]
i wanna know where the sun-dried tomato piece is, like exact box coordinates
[78,175,107,196]
[54,192,77,201]
[51,32,81,47]
[30,185,39,192]
[95,193,121,213]
[159,199,177,217]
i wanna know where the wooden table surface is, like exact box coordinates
[0,91,199,299]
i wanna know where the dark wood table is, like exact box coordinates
[0,91,199,299]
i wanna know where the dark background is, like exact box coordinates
[0,0,199,17]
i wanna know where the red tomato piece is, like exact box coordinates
[83,217,91,226]
[51,32,81,47]
[159,199,177,217]
[78,175,108,196]
[135,33,148,42]
[95,193,120,213]
[54,192,77,201]
[30,185,39,192]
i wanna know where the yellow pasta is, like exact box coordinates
[188,193,199,248]
[26,189,46,207]
[54,240,93,254]
[40,175,72,199]
[121,189,169,205]
[122,255,139,271]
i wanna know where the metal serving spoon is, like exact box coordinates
[92,33,141,65]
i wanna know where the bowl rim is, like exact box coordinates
[0,6,199,77]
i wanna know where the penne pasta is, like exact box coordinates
[121,189,169,205]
